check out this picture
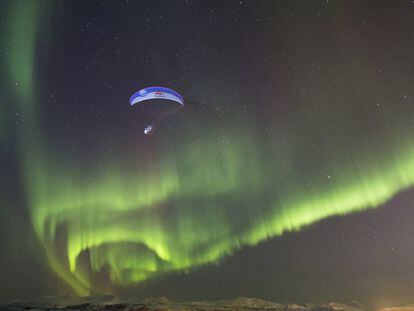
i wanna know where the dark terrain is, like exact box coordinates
[0,297,378,311]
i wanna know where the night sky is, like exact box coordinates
[1,0,414,307]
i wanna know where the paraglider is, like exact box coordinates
[144,124,154,135]
[129,86,184,135]
[129,86,223,137]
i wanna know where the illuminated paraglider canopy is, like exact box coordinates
[129,86,184,107]
[129,86,185,135]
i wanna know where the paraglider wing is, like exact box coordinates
[129,86,184,106]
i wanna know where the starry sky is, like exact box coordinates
[1,0,414,307]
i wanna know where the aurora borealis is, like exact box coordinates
[2,0,414,306]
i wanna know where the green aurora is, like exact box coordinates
[4,0,414,296]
